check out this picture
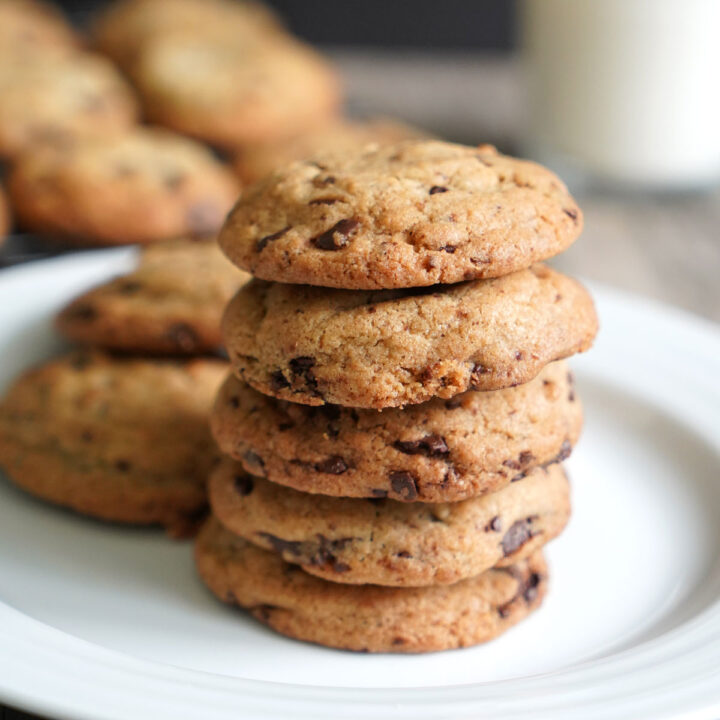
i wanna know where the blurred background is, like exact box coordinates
[1,0,719,321]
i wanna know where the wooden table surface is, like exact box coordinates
[2,51,718,720]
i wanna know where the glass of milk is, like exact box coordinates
[520,0,720,190]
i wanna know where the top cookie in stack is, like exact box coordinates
[218,140,597,410]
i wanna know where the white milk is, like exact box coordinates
[521,0,720,188]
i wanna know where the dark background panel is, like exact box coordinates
[58,0,517,50]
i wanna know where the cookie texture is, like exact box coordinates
[222,265,598,409]
[9,128,240,245]
[56,239,250,353]
[212,361,580,502]
[219,140,583,289]
[210,459,569,587]
[0,53,137,159]
[0,352,226,535]
[196,518,548,652]
[0,0,78,58]
[92,0,282,69]
[132,33,341,148]
[233,118,432,185]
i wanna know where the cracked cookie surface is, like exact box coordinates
[212,360,580,502]
[210,459,569,587]
[222,264,597,409]
[219,140,583,289]
[0,351,226,535]
[196,517,548,652]
[57,238,249,354]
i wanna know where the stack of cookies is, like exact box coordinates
[202,140,598,653]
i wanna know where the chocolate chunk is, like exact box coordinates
[243,451,264,471]
[523,572,541,603]
[485,516,502,532]
[441,245,457,253]
[503,458,521,470]
[117,281,141,294]
[392,637,406,645]
[71,304,97,321]
[563,208,579,222]
[258,533,303,557]
[311,218,359,250]
[519,451,535,465]
[394,434,449,457]
[514,351,525,361]
[315,456,348,474]
[234,474,254,495]
[470,362,491,386]
[289,356,315,373]
[429,185,448,194]
[557,439,572,462]
[501,518,536,556]
[396,550,412,558]
[269,370,290,391]
[256,226,290,252]
[389,471,419,501]
[309,197,339,205]
[166,322,199,352]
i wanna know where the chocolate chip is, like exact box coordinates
[392,637,406,645]
[257,226,290,252]
[309,197,339,205]
[289,356,315,373]
[501,518,536,556]
[234,474,254,495]
[244,451,264,471]
[371,489,388,498]
[514,351,524,361]
[394,434,449,457]
[557,439,572,462]
[429,185,448,194]
[485,516,502,532]
[186,202,222,235]
[166,322,199,352]
[563,208,579,222]
[315,456,348,474]
[311,218,359,251]
[445,396,463,409]
[269,370,290,391]
[228,396,240,409]
[115,459,131,472]
[396,550,412,558]
[523,572,541,603]
[117,281,141,294]
[503,459,521,470]
[441,245,457,253]
[389,471,419,501]
[470,363,491,387]
[71,304,97,321]
[519,451,535,465]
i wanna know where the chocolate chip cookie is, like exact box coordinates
[92,0,282,70]
[219,140,583,289]
[233,118,432,185]
[196,517,548,652]
[0,53,137,159]
[9,128,240,245]
[132,33,341,149]
[56,238,250,354]
[222,265,598,409]
[212,361,580,502]
[210,458,569,587]
[0,0,78,58]
[0,351,226,535]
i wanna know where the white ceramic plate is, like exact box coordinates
[0,250,719,720]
